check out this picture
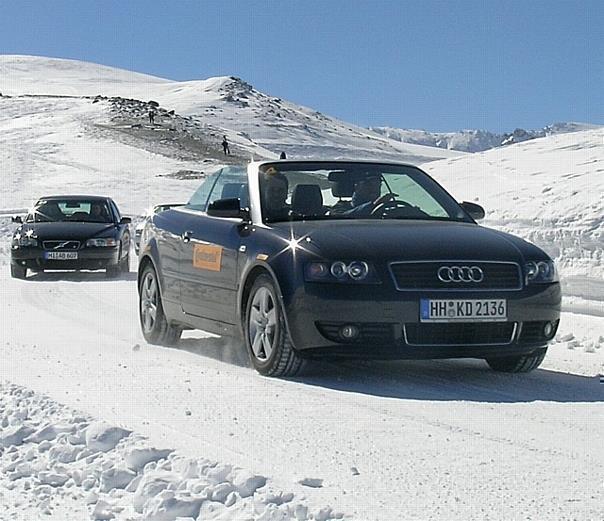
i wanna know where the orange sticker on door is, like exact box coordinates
[193,244,223,271]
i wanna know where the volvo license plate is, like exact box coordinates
[420,299,507,322]
[44,251,78,260]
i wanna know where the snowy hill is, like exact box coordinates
[0,96,208,215]
[371,122,601,152]
[0,55,463,163]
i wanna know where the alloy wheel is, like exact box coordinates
[140,272,158,333]
[248,287,278,361]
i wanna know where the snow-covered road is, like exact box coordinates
[1,266,602,520]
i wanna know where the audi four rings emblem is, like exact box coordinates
[437,265,484,283]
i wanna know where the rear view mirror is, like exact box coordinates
[120,217,132,224]
[12,215,23,224]
[207,198,247,219]
[460,201,485,221]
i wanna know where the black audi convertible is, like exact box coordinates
[11,195,131,279]
[138,160,560,376]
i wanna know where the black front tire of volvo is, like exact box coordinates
[10,264,27,280]
[244,274,305,377]
[139,263,182,346]
[119,251,130,273]
[486,348,547,373]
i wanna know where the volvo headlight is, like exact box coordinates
[12,233,38,247]
[305,261,380,284]
[86,238,118,247]
[525,260,558,284]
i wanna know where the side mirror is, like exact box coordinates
[460,201,485,221]
[207,198,247,219]
[12,216,23,224]
[120,217,132,224]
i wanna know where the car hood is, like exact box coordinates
[18,222,117,241]
[270,220,546,262]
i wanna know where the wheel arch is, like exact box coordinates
[238,262,288,338]
[137,238,164,296]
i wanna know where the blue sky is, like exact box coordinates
[0,0,601,132]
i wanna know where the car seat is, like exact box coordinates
[329,177,354,213]
[291,184,324,216]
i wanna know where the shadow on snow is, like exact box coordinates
[25,270,137,282]
[171,336,602,404]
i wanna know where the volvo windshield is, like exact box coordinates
[27,199,113,223]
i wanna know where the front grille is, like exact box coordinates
[316,322,395,344]
[404,322,516,346]
[390,261,521,290]
[42,240,80,250]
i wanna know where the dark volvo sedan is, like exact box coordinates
[11,195,131,279]
[138,161,560,376]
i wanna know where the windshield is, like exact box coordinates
[258,162,469,223]
[27,199,113,223]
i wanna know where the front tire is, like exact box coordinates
[486,348,547,373]
[105,265,120,278]
[244,274,305,376]
[139,264,181,346]
[10,264,27,279]
[120,252,130,273]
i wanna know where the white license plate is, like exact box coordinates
[44,251,78,260]
[420,299,507,322]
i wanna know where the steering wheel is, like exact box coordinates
[370,199,413,217]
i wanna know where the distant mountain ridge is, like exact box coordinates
[369,122,602,153]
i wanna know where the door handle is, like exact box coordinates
[181,230,193,243]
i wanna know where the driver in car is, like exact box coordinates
[344,174,395,217]
[90,202,110,222]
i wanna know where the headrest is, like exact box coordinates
[331,178,354,198]
[291,184,323,215]
[328,170,354,198]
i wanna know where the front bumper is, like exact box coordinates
[282,282,561,359]
[11,246,120,271]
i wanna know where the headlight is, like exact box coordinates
[86,238,118,247]
[525,260,558,284]
[12,233,38,247]
[305,261,380,284]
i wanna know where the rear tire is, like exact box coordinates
[139,264,181,346]
[486,348,547,373]
[244,274,305,376]
[10,264,27,280]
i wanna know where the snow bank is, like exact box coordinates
[424,128,604,306]
[0,383,345,521]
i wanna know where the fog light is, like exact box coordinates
[340,324,359,340]
[543,322,554,339]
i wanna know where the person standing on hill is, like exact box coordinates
[222,135,230,155]
[149,110,155,124]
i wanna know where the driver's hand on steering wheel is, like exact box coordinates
[373,192,397,207]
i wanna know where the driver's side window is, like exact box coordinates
[206,167,249,210]
[186,170,222,211]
